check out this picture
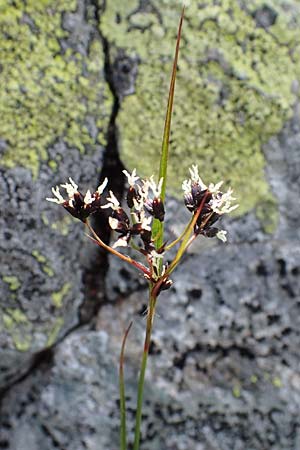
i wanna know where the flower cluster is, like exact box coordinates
[182,165,238,242]
[46,166,237,291]
[46,177,108,222]
[102,170,165,251]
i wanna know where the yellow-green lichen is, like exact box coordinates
[50,215,73,236]
[3,275,21,291]
[250,374,258,384]
[6,308,28,324]
[1,308,32,351]
[47,317,64,346]
[272,376,282,388]
[2,313,14,330]
[232,384,241,398]
[13,334,32,352]
[32,249,54,276]
[0,0,112,178]
[101,1,300,229]
[32,250,46,264]
[52,283,71,308]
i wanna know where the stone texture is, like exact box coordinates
[1,1,300,450]
[0,0,112,387]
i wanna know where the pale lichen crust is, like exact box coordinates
[101,0,300,230]
[0,0,112,178]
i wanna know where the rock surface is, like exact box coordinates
[0,0,112,387]
[1,1,300,450]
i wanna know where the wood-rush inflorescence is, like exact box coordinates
[47,166,237,292]
[182,165,238,242]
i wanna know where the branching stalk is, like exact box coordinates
[85,220,150,277]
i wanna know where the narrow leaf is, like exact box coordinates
[152,7,185,249]
[119,321,133,450]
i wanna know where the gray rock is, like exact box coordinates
[0,0,111,388]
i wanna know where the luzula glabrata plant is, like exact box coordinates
[46,7,238,450]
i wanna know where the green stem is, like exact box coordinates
[119,322,133,450]
[133,288,157,450]
[152,7,185,251]
[164,214,194,251]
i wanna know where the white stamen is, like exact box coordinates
[182,179,191,195]
[108,217,119,230]
[97,178,108,195]
[61,177,78,198]
[112,237,128,248]
[101,191,120,210]
[149,176,163,198]
[123,168,139,186]
[46,186,65,204]
[84,190,94,205]
[216,230,227,243]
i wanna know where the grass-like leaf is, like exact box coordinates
[119,321,133,450]
[152,7,185,250]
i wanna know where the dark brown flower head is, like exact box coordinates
[182,165,239,242]
[126,185,140,209]
[144,197,165,222]
[46,178,108,223]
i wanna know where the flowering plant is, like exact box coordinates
[47,7,237,450]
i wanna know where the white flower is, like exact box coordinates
[97,178,108,195]
[189,165,207,190]
[83,190,93,205]
[140,215,152,231]
[216,230,227,243]
[149,176,163,198]
[60,178,78,198]
[101,191,120,210]
[46,186,65,204]
[123,168,139,186]
[108,217,119,230]
[112,236,128,248]
[182,179,191,195]
[208,181,223,193]
[210,188,239,214]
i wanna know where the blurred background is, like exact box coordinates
[0,1,299,449]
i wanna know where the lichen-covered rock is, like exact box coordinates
[101,0,300,226]
[0,0,112,387]
[1,0,300,449]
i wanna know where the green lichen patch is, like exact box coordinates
[3,275,21,291]
[0,0,112,178]
[1,308,32,352]
[101,0,300,227]
[52,283,71,308]
[32,249,54,277]
[47,317,64,347]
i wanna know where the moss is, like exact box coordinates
[0,0,112,178]
[3,275,21,291]
[52,283,71,308]
[101,1,299,228]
